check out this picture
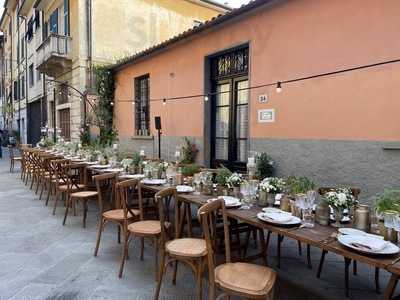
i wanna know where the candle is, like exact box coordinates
[113,143,118,150]
[174,150,180,158]
[140,150,145,156]
[248,157,255,165]
[78,143,82,149]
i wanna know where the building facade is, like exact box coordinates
[113,0,400,199]
[31,0,227,142]
[0,0,227,143]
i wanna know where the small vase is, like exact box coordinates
[258,190,268,207]
[332,207,344,227]
[232,186,240,198]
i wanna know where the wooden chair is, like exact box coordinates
[154,187,207,300]
[118,179,165,278]
[315,187,380,297]
[93,173,141,275]
[8,145,22,173]
[198,199,277,300]
[63,164,98,227]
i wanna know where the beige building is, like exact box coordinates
[29,0,228,141]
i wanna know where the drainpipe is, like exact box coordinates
[6,10,12,130]
[86,0,92,90]
[17,11,21,140]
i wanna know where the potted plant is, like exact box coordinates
[226,173,244,197]
[325,188,355,227]
[181,164,201,177]
[373,189,400,239]
[255,152,274,180]
[215,165,232,195]
[180,138,199,164]
[158,161,169,179]
[259,177,286,207]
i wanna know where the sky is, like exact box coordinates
[0,0,252,15]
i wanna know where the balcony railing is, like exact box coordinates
[36,33,72,76]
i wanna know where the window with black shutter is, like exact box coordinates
[34,10,40,30]
[134,75,150,136]
[210,46,249,170]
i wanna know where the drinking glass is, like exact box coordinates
[248,180,259,206]
[193,173,202,195]
[240,181,251,209]
[384,211,398,240]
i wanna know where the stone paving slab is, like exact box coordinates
[0,148,397,300]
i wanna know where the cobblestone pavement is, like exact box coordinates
[0,149,395,300]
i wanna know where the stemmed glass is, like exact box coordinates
[248,180,259,207]
[394,215,400,244]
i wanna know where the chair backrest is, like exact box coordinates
[117,179,140,220]
[63,162,87,189]
[51,159,70,187]
[198,199,230,284]
[93,172,117,213]
[154,187,178,243]
[8,145,16,159]
[318,186,361,200]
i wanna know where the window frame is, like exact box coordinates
[134,74,150,136]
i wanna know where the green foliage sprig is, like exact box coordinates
[215,165,232,187]
[181,164,201,177]
[180,137,199,164]
[256,153,274,179]
[288,176,315,195]
[374,189,400,214]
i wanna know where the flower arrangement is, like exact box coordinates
[226,173,244,188]
[158,161,169,172]
[325,188,355,209]
[259,177,286,193]
[216,165,232,187]
[121,158,133,169]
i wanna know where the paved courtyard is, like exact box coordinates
[0,149,396,300]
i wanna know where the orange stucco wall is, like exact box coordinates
[114,0,400,142]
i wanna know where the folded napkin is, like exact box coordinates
[176,185,194,193]
[263,212,293,223]
[348,235,388,252]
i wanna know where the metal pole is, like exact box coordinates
[53,87,56,143]
[158,129,161,159]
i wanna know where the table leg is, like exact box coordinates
[353,260,357,275]
[307,244,312,269]
[344,257,351,297]
[317,250,327,278]
[259,229,268,266]
[298,241,302,256]
[375,267,380,294]
[384,273,399,300]
[277,234,283,268]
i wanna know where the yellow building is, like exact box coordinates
[29,0,228,141]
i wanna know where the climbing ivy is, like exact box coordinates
[90,66,117,146]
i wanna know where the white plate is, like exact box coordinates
[338,228,384,240]
[207,196,241,208]
[262,207,281,213]
[338,234,399,255]
[89,164,111,169]
[142,179,166,185]
[176,185,194,193]
[257,212,301,226]
[120,174,145,179]
[84,161,99,165]
[103,168,124,173]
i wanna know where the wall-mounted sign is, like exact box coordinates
[258,109,275,123]
[258,94,268,103]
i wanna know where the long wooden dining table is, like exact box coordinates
[138,182,400,300]
[36,150,400,299]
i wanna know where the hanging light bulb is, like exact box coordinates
[276,81,282,93]
[67,93,71,98]
[204,95,209,102]
[110,102,114,106]
[163,98,166,106]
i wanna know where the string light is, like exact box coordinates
[276,81,282,93]
[110,102,114,106]
[204,95,209,102]
[162,98,166,106]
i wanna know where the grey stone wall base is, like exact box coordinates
[119,135,204,164]
[251,138,400,202]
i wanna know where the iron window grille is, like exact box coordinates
[134,74,150,136]
[211,47,249,80]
